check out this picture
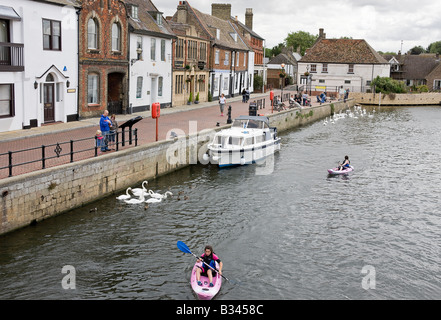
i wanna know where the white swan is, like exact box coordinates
[145,197,162,204]
[116,187,132,200]
[124,192,146,204]
[148,190,173,199]
[132,181,148,197]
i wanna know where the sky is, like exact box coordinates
[158,0,441,54]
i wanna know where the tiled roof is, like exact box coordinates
[400,54,440,79]
[127,0,175,38]
[191,7,250,51]
[300,38,388,64]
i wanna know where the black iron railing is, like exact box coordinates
[0,128,138,178]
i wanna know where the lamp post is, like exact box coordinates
[280,63,285,102]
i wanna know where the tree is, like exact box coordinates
[285,31,318,55]
[371,76,407,94]
[409,45,426,55]
[266,43,285,58]
[427,41,441,54]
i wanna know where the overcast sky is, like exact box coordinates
[159,0,441,54]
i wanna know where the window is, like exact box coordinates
[158,76,163,96]
[348,64,354,73]
[322,63,328,73]
[216,29,220,40]
[319,79,325,83]
[310,64,317,72]
[345,80,351,84]
[224,52,229,66]
[43,19,61,50]
[156,13,162,25]
[199,42,206,61]
[176,38,184,59]
[131,5,138,19]
[243,52,246,66]
[111,23,121,51]
[0,84,14,118]
[161,39,166,61]
[87,73,99,104]
[236,52,239,67]
[136,76,143,98]
[215,50,220,65]
[136,36,143,60]
[188,40,197,59]
[151,38,156,61]
[223,77,228,90]
[198,75,205,92]
[175,75,183,94]
[87,18,98,50]
[434,80,441,90]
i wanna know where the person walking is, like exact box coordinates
[99,110,111,152]
[219,94,226,116]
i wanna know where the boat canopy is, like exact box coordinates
[232,115,270,130]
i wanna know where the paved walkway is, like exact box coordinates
[0,89,320,179]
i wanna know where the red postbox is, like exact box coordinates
[270,91,274,101]
[151,102,160,119]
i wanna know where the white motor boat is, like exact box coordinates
[203,115,281,167]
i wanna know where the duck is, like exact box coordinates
[124,192,146,204]
[116,187,133,200]
[132,181,148,197]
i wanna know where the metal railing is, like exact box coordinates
[0,128,138,178]
[0,42,24,72]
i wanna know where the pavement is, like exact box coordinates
[0,88,319,179]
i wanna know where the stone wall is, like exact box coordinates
[351,92,441,106]
[0,99,354,235]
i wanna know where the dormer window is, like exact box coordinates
[216,29,220,40]
[131,5,138,19]
[230,33,237,42]
[157,13,162,25]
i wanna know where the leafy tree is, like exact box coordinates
[266,43,285,58]
[370,76,407,94]
[409,45,426,55]
[285,31,318,55]
[427,41,441,54]
[254,74,263,91]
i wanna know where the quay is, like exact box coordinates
[0,90,355,235]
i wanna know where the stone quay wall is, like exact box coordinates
[0,99,354,235]
[352,92,441,106]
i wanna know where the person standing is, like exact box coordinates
[99,110,111,152]
[219,94,226,116]
[108,114,118,150]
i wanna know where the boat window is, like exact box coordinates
[232,119,247,128]
[255,135,263,144]
[248,120,259,128]
[244,137,253,146]
[228,136,243,146]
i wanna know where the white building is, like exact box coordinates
[0,0,79,133]
[127,0,174,112]
[298,30,390,94]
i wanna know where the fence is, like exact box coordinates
[0,128,138,178]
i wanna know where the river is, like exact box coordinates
[0,106,440,300]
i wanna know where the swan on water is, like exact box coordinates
[145,197,162,204]
[116,187,133,200]
[132,181,148,196]
[124,192,146,204]
[148,190,173,199]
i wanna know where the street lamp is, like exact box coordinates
[280,63,285,102]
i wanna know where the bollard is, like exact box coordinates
[227,105,232,124]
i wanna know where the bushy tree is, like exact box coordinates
[285,31,317,55]
[371,76,407,94]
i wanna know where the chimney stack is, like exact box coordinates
[177,1,188,24]
[319,28,326,39]
[211,3,232,20]
[245,8,253,30]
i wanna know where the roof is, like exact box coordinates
[400,54,440,79]
[127,0,175,38]
[191,7,250,51]
[230,16,264,41]
[37,0,81,7]
[300,38,388,64]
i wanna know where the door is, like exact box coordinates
[151,77,157,103]
[44,83,55,122]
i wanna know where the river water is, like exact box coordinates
[0,106,440,300]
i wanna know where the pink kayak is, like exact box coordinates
[190,261,222,300]
[327,165,354,175]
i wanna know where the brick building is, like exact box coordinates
[168,1,211,106]
[78,0,129,118]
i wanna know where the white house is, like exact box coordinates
[0,0,79,133]
[298,30,390,94]
[127,0,174,113]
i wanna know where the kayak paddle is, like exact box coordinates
[177,241,230,282]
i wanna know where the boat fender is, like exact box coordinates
[202,153,209,161]
[240,158,246,165]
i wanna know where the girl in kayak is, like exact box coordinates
[339,155,350,171]
[196,245,223,287]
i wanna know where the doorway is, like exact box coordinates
[107,72,124,114]
[43,77,55,123]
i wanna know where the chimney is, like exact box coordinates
[245,8,253,30]
[211,3,231,21]
[319,28,326,39]
[177,1,188,24]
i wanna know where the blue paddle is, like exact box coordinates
[177,241,230,282]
